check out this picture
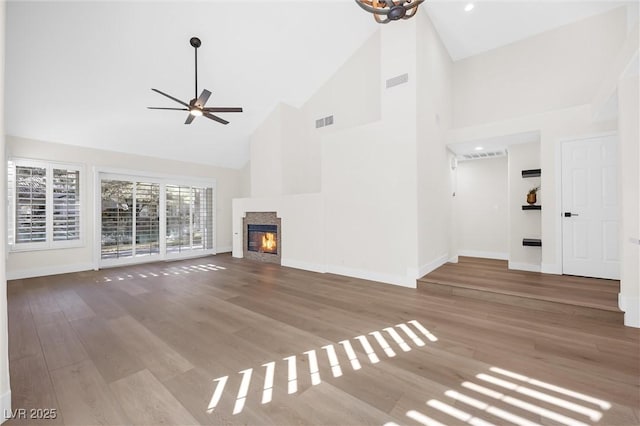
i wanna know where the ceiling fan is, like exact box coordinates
[148,37,243,125]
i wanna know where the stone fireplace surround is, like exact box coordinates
[232,195,326,275]
[243,212,282,264]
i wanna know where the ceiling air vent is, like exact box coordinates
[459,150,507,161]
[386,73,409,89]
[315,118,325,128]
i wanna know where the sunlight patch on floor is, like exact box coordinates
[322,344,343,378]
[205,319,435,416]
[206,376,228,413]
[284,355,298,395]
[339,339,362,370]
[262,362,276,404]
[405,409,447,426]
[401,365,611,426]
[99,262,225,283]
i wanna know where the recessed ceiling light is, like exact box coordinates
[465,3,475,12]
[475,146,484,151]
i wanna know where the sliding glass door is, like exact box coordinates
[99,174,214,267]
[166,185,213,253]
[101,180,135,259]
[135,182,160,257]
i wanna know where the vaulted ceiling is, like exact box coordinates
[5,1,630,169]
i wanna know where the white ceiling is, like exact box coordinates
[426,0,631,61]
[5,1,632,169]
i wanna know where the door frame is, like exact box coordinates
[556,130,618,276]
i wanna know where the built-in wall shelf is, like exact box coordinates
[521,169,541,178]
[522,205,542,210]
[522,238,542,247]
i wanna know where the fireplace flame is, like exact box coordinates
[262,233,276,251]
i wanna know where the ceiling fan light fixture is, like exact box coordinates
[148,37,243,126]
[355,0,425,24]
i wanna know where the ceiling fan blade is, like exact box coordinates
[185,114,196,125]
[202,107,243,113]
[195,89,212,108]
[151,88,189,107]
[203,112,229,125]
[148,107,189,111]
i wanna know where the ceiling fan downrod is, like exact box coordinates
[190,37,201,101]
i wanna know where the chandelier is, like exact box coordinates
[355,0,425,24]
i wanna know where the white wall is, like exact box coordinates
[618,73,640,327]
[508,142,542,271]
[248,31,382,198]
[241,22,432,287]
[240,14,457,287]
[249,105,283,197]
[449,6,637,275]
[239,161,251,198]
[322,120,418,287]
[453,7,628,128]
[0,1,11,421]
[319,19,425,287]
[451,106,617,274]
[455,157,508,260]
[291,31,382,196]
[232,194,325,272]
[416,9,454,275]
[302,30,381,136]
[6,137,243,279]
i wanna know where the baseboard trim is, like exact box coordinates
[508,261,541,273]
[448,256,459,264]
[410,254,449,279]
[216,246,233,254]
[326,265,416,288]
[457,250,508,260]
[541,263,563,275]
[7,263,94,280]
[281,258,327,274]
[619,293,640,328]
[1,390,11,423]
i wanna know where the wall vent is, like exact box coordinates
[316,115,334,129]
[386,73,409,88]
[459,150,507,161]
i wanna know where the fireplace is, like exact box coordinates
[247,224,278,254]
[243,212,281,264]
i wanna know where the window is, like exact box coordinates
[135,182,160,257]
[101,180,134,259]
[53,168,81,241]
[101,180,161,259]
[8,159,82,250]
[166,185,213,253]
[99,173,214,266]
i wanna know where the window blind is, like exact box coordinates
[52,168,80,241]
[135,182,160,257]
[15,166,47,243]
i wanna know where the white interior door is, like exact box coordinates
[562,135,619,279]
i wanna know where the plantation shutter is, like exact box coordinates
[15,165,47,243]
[52,168,80,241]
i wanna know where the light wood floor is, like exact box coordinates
[419,257,623,322]
[7,254,639,425]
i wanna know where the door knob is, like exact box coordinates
[564,212,579,217]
